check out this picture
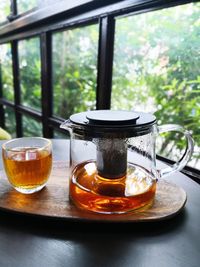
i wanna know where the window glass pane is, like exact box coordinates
[112,3,200,169]
[0,0,10,23]
[18,37,41,111]
[22,115,42,136]
[52,24,98,119]
[4,106,16,138]
[0,43,14,102]
[17,0,57,14]
[17,0,38,14]
[53,129,69,139]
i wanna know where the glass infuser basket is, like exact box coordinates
[61,110,193,214]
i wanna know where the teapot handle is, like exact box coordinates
[157,124,194,178]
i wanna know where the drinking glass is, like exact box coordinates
[2,137,52,194]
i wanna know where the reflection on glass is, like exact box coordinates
[4,106,16,138]
[18,37,41,111]
[112,3,200,168]
[52,24,98,118]
[0,43,14,102]
[17,0,38,14]
[0,0,10,23]
[22,115,42,137]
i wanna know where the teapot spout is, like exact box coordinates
[60,119,72,130]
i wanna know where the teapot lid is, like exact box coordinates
[85,110,140,125]
[69,110,156,137]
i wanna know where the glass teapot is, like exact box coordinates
[61,110,194,214]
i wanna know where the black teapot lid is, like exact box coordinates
[85,110,139,125]
[69,110,156,137]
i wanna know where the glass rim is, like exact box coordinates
[2,137,52,152]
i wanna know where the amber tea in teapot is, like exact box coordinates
[61,110,193,214]
[70,160,157,214]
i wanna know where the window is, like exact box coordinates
[0,0,199,178]
[53,130,69,139]
[22,114,42,136]
[17,0,38,14]
[0,43,13,101]
[52,24,98,118]
[4,105,16,137]
[0,1,10,24]
[112,3,200,169]
[18,37,41,111]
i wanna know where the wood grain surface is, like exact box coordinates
[0,161,187,222]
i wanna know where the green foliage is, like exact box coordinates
[52,24,98,118]
[112,3,200,165]
[0,0,10,23]
[17,0,38,14]
[0,43,14,101]
[22,115,42,137]
[4,106,16,138]
[19,38,41,111]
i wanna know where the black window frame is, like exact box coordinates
[0,0,199,182]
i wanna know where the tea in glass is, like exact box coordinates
[2,137,52,194]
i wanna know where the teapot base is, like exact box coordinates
[70,161,156,214]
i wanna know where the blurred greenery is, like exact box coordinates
[53,130,70,139]
[0,0,10,23]
[52,24,98,118]
[17,0,38,14]
[17,0,56,14]
[4,106,16,138]
[22,115,42,136]
[0,2,199,167]
[112,3,200,166]
[0,43,14,101]
[18,37,41,111]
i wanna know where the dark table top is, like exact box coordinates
[0,139,199,267]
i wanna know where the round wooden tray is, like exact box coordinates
[0,161,187,223]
